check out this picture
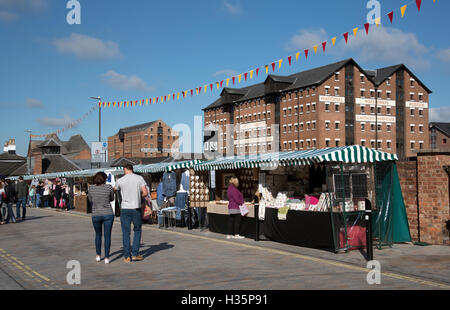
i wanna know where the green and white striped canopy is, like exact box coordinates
[13,167,124,181]
[193,146,398,171]
[134,159,203,174]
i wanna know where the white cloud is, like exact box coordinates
[286,26,430,70]
[286,28,328,52]
[101,70,154,92]
[52,33,121,61]
[0,10,16,22]
[437,49,450,63]
[0,0,47,22]
[429,107,450,123]
[334,26,430,70]
[223,1,242,15]
[37,115,76,128]
[213,69,238,77]
[25,98,43,109]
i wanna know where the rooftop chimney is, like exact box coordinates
[4,139,16,155]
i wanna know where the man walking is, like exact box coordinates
[115,164,148,263]
[15,177,28,221]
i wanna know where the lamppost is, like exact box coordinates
[24,130,32,175]
[90,96,101,168]
[375,86,378,151]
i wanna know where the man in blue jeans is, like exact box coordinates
[15,177,28,221]
[115,164,148,263]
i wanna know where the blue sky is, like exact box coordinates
[1,0,449,156]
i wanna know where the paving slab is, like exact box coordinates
[0,208,448,290]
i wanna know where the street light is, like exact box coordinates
[90,96,101,168]
[90,96,101,142]
[24,130,32,175]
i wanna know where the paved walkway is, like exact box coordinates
[0,208,448,290]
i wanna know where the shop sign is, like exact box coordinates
[405,101,428,108]
[355,98,396,106]
[319,95,345,103]
[355,115,396,123]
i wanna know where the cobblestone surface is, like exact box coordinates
[0,208,448,290]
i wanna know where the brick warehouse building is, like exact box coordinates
[203,58,431,159]
[108,120,179,160]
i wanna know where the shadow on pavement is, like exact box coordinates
[108,242,174,263]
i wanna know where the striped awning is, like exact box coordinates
[135,159,203,174]
[15,167,124,181]
[194,146,398,171]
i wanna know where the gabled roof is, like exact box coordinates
[41,154,81,174]
[118,120,159,135]
[64,135,90,153]
[38,137,63,148]
[366,64,432,93]
[430,122,450,137]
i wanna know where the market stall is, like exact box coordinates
[193,146,411,252]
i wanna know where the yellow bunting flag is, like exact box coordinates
[295,52,300,61]
[250,71,253,79]
[313,45,318,54]
[278,59,283,68]
[353,27,358,36]
[331,37,336,46]
[177,93,180,100]
[146,98,149,105]
[375,17,381,27]
[401,5,407,17]
[216,82,219,89]
[168,94,171,101]
[226,78,230,87]
[238,74,242,83]
[265,65,269,74]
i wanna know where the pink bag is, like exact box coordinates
[239,204,249,216]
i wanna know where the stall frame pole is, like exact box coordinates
[340,164,350,251]
[365,199,373,261]
[254,202,259,242]
[325,164,339,253]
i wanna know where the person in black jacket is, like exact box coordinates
[4,179,17,224]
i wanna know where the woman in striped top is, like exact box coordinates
[88,172,114,264]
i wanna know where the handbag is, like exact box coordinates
[114,191,121,217]
[239,204,249,216]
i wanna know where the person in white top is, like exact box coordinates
[114,164,148,263]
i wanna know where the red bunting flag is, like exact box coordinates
[322,42,327,52]
[191,89,193,96]
[388,11,394,23]
[163,96,166,102]
[172,94,175,101]
[343,32,349,44]
[364,23,370,35]
[288,56,292,65]
[256,68,259,76]
[220,80,223,88]
[271,62,275,72]
[199,86,202,93]
[416,0,422,11]
[232,76,235,85]
[156,97,159,103]
[304,49,309,59]
[210,84,213,91]
[244,72,248,81]
[150,98,152,104]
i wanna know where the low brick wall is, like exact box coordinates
[397,153,450,245]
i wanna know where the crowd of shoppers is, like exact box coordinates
[0,177,73,225]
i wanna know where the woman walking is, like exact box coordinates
[227,177,245,240]
[4,179,17,224]
[88,172,115,264]
[0,180,5,225]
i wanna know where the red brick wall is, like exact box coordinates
[397,155,450,245]
[417,155,450,245]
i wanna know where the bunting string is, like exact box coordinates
[31,105,98,138]
[98,0,435,110]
